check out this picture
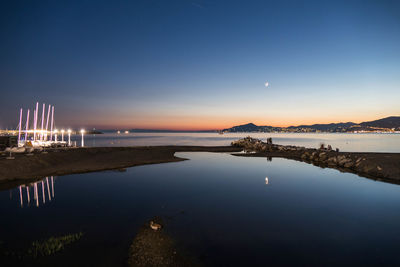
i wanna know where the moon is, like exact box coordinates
[265,82,269,87]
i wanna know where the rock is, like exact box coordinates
[319,152,327,161]
[363,164,375,173]
[338,157,352,167]
[327,157,337,166]
[311,152,318,159]
[301,152,310,160]
[344,162,354,168]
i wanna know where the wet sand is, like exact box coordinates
[0,146,241,182]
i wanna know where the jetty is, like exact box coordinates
[232,137,400,184]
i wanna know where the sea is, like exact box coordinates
[1,132,399,266]
[82,132,400,152]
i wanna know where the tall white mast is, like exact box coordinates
[45,105,51,141]
[18,108,22,145]
[34,102,38,141]
[50,106,54,141]
[33,108,36,141]
[41,103,45,141]
[25,109,30,141]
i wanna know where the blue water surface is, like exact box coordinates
[1,152,400,266]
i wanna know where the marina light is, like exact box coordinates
[61,129,65,142]
[81,129,85,147]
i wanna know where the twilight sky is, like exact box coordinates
[1,0,399,130]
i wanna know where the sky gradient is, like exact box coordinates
[1,0,399,130]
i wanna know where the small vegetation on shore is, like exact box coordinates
[1,232,84,260]
[27,232,84,258]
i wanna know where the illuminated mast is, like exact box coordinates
[33,102,38,141]
[50,106,54,141]
[25,109,30,141]
[18,108,22,145]
[45,105,51,141]
[41,103,45,141]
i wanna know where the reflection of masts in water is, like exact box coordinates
[15,176,56,208]
[42,180,46,204]
[46,177,51,201]
[26,186,30,204]
[51,176,54,198]
[19,186,23,208]
[34,182,39,207]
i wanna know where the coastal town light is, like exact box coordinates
[54,129,58,143]
[61,129,65,142]
[81,129,85,147]
[68,129,72,146]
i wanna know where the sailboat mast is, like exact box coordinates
[45,105,51,141]
[18,108,22,145]
[50,106,54,141]
[41,103,45,141]
[25,109,30,141]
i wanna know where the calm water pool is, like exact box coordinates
[1,152,400,266]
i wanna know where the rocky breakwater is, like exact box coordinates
[231,137,400,184]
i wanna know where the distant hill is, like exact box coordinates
[128,129,215,133]
[287,122,356,132]
[223,116,400,133]
[360,116,400,129]
[223,123,281,133]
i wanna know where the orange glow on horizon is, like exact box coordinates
[78,113,398,131]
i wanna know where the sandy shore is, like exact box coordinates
[0,146,241,182]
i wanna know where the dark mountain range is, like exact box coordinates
[360,116,400,129]
[223,116,400,133]
[225,123,281,133]
[287,122,356,132]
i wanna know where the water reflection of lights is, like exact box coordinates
[15,176,56,208]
